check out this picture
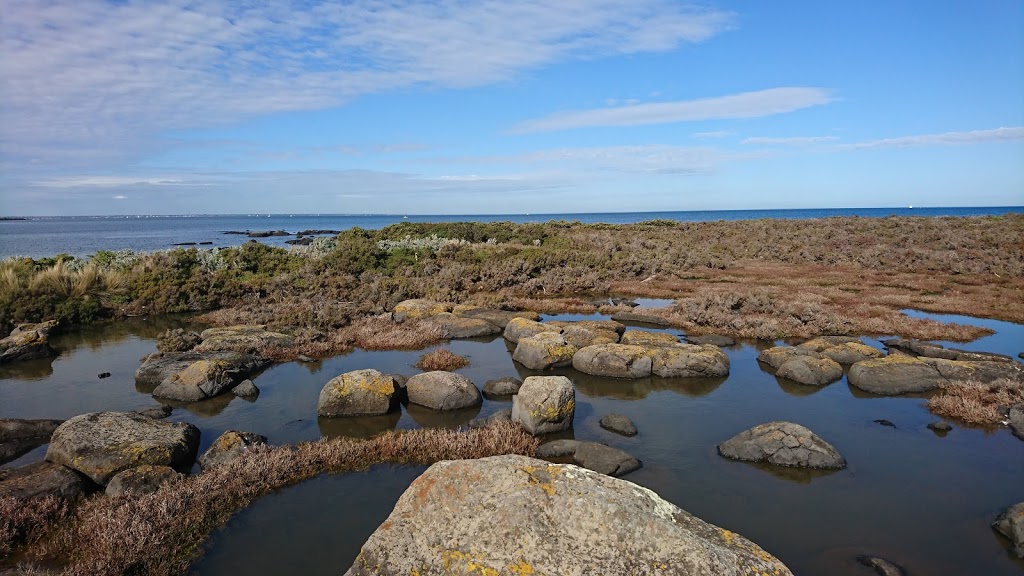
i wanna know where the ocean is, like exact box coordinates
[1,206,1021,259]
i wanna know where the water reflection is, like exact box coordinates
[161,394,236,418]
[317,412,401,439]
[404,403,480,429]
[0,356,55,380]
[739,460,843,484]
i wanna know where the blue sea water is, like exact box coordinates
[1,206,1021,259]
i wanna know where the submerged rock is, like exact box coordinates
[511,376,575,435]
[573,441,641,477]
[599,413,638,436]
[856,555,906,576]
[405,371,481,411]
[135,405,173,420]
[318,369,398,417]
[993,501,1024,558]
[512,332,578,370]
[718,421,846,470]
[105,464,183,496]
[927,421,952,433]
[572,343,653,378]
[775,355,843,386]
[232,379,260,398]
[481,376,522,396]
[343,454,793,576]
[610,311,671,326]
[468,408,512,429]
[0,320,58,364]
[198,430,267,470]
[883,338,1014,363]
[392,299,449,322]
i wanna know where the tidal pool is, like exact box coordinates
[1,312,1022,576]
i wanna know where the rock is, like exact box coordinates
[573,441,642,477]
[848,354,946,395]
[45,412,201,485]
[511,376,575,435]
[797,336,861,351]
[286,237,313,245]
[556,324,621,347]
[105,465,183,496]
[599,413,638,436]
[451,305,540,328]
[0,418,64,464]
[135,351,269,389]
[536,439,581,458]
[620,330,679,347]
[856,555,906,576]
[572,343,653,378]
[882,338,1014,363]
[246,230,290,237]
[405,371,481,411]
[135,405,173,419]
[927,421,952,432]
[757,346,826,370]
[993,502,1024,558]
[198,430,267,470]
[392,299,449,322]
[481,377,522,396]
[297,354,315,362]
[550,319,625,336]
[818,342,884,365]
[155,328,202,353]
[467,408,512,429]
[874,419,896,428]
[0,320,58,363]
[424,312,502,338]
[196,325,295,354]
[1009,405,1024,441]
[775,355,843,386]
[512,332,578,370]
[232,379,259,398]
[343,454,793,576]
[502,317,560,344]
[650,344,730,378]
[0,460,96,502]
[717,421,846,469]
[919,357,1024,384]
[152,359,240,401]
[318,369,398,417]
[610,311,671,326]
[97,372,111,379]
[686,334,735,347]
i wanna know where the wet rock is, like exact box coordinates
[232,379,259,398]
[451,305,540,329]
[993,501,1024,558]
[343,454,793,576]
[318,369,398,417]
[775,355,843,386]
[511,376,575,435]
[481,376,522,396]
[105,465,183,496]
[0,320,58,364]
[536,439,581,458]
[246,230,290,237]
[156,328,202,353]
[405,371,481,411]
[1009,405,1024,441]
[97,372,111,379]
[512,332,578,370]
[198,430,267,470]
[650,344,730,378]
[467,408,512,429]
[620,330,679,347]
[686,334,735,347]
[46,412,200,485]
[718,421,846,469]
[135,351,269,389]
[424,312,502,338]
[392,299,449,322]
[610,311,671,326]
[572,343,653,378]
[883,338,1014,363]
[757,346,826,370]
[927,421,952,432]
[573,441,641,477]
[848,354,946,395]
[135,405,173,419]
[874,419,896,428]
[502,317,560,344]
[152,359,240,401]
[0,460,96,502]
[919,357,1024,384]
[599,413,638,436]
[0,418,64,465]
[196,325,295,354]
[856,555,906,576]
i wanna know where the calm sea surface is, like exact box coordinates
[2,206,1021,259]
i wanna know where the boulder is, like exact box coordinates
[135,351,269,389]
[573,441,642,477]
[847,354,946,395]
[392,299,449,322]
[467,408,513,429]
[620,330,679,347]
[232,379,260,398]
[536,439,581,458]
[650,344,730,378]
[0,320,58,363]
[775,355,843,386]
[757,346,826,370]
[318,369,398,417]
[796,336,861,351]
[883,338,1014,363]
[423,312,502,338]
[105,465,183,496]
[599,413,638,436]
[927,421,952,433]
[856,555,906,576]
[572,343,653,378]
[993,502,1024,558]
[511,376,575,435]
[0,418,65,465]
[135,405,172,419]
[549,319,625,336]
[1009,405,1024,441]
[196,325,295,354]
[0,460,95,503]
[718,421,845,469]
[451,305,540,328]
[502,317,560,344]
[45,412,200,485]
[343,454,793,576]
[512,332,578,370]
[557,324,621,347]
[198,430,267,470]
[611,311,671,326]
[152,359,240,401]
[686,334,735,347]
[482,377,522,396]
[919,357,1024,384]
[405,371,481,411]
[819,342,884,365]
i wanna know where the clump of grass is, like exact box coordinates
[927,378,1024,425]
[415,349,470,371]
[18,422,536,576]
[1,495,69,559]
[26,262,129,304]
[339,316,445,350]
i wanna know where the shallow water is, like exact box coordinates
[2,313,1023,576]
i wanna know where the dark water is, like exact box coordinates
[2,311,1023,576]
[2,206,1021,259]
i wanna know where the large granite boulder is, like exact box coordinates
[503,317,560,344]
[0,417,64,465]
[620,330,679,347]
[46,412,201,485]
[0,320,58,363]
[318,369,398,417]
[406,371,481,411]
[0,460,96,502]
[393,299,448,322]
[105,464,183,496]
[135,351,269,389]
[511,376,575,435]
[572,343,653,378]
[718,421,846,469]
[650,344,730,378]
[757,346,826,370]
[198,430,267,470]
[423,312,502,338]
[847,354,947,395]
[343,454,794,576]
[775,355,843,386]
[196,325,295,354]
[993,501,1024,558]
[152,359,240,401]
[452,305,540,329]
[512,332,578,370]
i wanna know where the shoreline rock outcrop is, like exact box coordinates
[0,320,58,364]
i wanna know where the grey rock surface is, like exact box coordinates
[424,312,502,338]
[405,371,481,411]
[718,421,846,469]
[502,317,561,344]
[0,460,96,502]
[610,311,671,326]
[620,330,679,347]
[573,441,641,477]
[0,418,63,442]
[232,379,260,398]
[775,355,843,386]
[847,355,946,395]
[318,369,397,417]
[599,413,638,436]
[512,332,578,370]
[536,439,581,458]
[511,376,575,435]
[105,464,183,496]
[686,334,735,347]
[757,346,826,370]
[0,320,58,364]
[993,501,1024,558]
[196,325,295,354]
[572,343,653,378]
[856,555,906,576]
[1009,405,1024,441]
[152,358,240,401]
[198,430,267,470]
[135,351,268,390]
[467,408,512,429]
[481,376,522,396]
[650,344,730,378]
[135,405,173,419]
[451,306,540,329]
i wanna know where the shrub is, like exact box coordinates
[927,378,1024,425]
[415,349,470,371]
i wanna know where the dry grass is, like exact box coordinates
[506,296,597,315]
[927,378,1024,426]
[25,263,129,304]
[338,316,445,350]
[0,495,69,559]
[12,422,537,576]
[416,349,470,371]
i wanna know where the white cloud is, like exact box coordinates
[742,136,839,146]
[113,195,127,200]
[692,130,733,139]
[840,127,1024,149]
[509,87,833,133]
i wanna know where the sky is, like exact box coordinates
[1,0,1022,216]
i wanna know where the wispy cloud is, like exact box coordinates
[0,0,732,168]
[509,87,834,133]
[692,130,733,139]
[839,127,1024,149]
[447,144,750,174]
[742,136,839,146]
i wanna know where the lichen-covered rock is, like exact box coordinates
[196,325,295,354]
[135,351,269,389]
[502,317,561,344]
[406,371,481,411]
[452,305,540,328]
[393,299,449,322]
[511,376,575,435]
[599,413,638,436]
[919,357,1024,384]
[620,330,679,347]
[819,341,884,365]
[557,324,620,347]
[685,334,735,347]
[775,355,843,386]
[155,328,202,353]
[848,354,947,395]
[152,359,238,401]
[482,377,522,396]
[883,338,1015,363]
[318,369,398,417]
[105,464,183,496]
[0,460,95,502]
[650,344,730,378]
[198,430,267,470]
[423,312,502,338]
[757,346,826,370]
[718,421,845,469]
[796,336,861,352]
[343,454,794,576]
[993,501,1024,558]
[572,343,653,378]
[573,442,641,477]
[512,332,578,370]
[611,311,671,326]
[0,320,58,364]
[550,319,625,336]
[46,412,200,485]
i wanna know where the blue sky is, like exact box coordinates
[1,0,1022,215]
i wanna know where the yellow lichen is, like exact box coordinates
[507,558,535,575]
[521,464,562,497]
